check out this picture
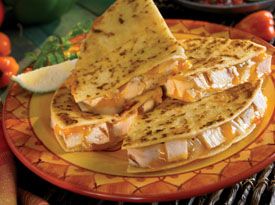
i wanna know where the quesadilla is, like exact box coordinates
[122,81,267,173]
[67,0,188,115]
[51,85,163,152]
[165,37,271,102]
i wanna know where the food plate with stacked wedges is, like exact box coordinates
[2,0,275,202]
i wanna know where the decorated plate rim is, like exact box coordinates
[2,19,275,202]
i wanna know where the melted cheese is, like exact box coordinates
[221,123,235,140]
[55,125,90,138]
[80,96,125,115]
[253,52,267,62]
[165,53,269,102]
[80,60,190,115]
[127,101,265,169]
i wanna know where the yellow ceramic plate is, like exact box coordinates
[2,20,275,202]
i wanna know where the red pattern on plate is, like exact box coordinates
[2,20,275,202]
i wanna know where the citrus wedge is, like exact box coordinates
[12,59,77,93]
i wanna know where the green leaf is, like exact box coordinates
[24,20,89,71]
[30,35,66,69]
[1,20,90,102]
[64,20,92,40]
[55,51,65,63]
[33,55,47,69]
[67,53,78,60]
[47,53,58,65]
[40,36,62,54]
[62,41,71,51]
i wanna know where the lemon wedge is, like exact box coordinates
[12,59,77,93]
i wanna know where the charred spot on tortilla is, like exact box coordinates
[118,17,124,24]
[57,113,78,126]
[123,81,262,149]
[66,0,187,115]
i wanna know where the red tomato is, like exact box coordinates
[0,32,11,56]
[235,10,275,41]
[0,57,19,88]
[232,0,243,4]
[69,33,87,44]
[0,0,4,26]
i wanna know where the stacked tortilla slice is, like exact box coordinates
[123,81,267,172]
[51,86,162,152]
[165,37,271,102]
[51,0,271,173]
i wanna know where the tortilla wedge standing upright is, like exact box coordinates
[67,0,188,115]
[122,81,267,173]
[165,37,271,102]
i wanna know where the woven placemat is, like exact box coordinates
[17,160,274,205]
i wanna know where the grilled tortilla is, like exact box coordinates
[165,37,271,102]
[123,81,267,173]
[67,0,187,115]
[51,85,163,152]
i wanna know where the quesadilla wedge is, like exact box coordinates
[122,81,267,173]
[67,0,188,115]
[165,37,271,102]
[51,85,163,152]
